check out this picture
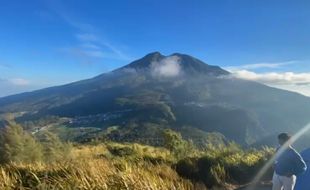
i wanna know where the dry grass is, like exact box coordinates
[0,143,194,190]
[0,142,272,190]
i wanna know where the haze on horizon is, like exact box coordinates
[1,0,310,97]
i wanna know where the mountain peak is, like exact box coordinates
[146,51,163,57]
[117,52,230,76]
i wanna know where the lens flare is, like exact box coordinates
[246,122,310,190]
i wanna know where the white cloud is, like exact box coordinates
[0,77,30,86]
[231,70,310,85]
[229,70,310,96]
[271,84,310,97]
[151,56,181,77]
[0,78,32,97]
[225,60,296,71]
[9,78,30,86]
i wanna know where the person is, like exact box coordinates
[272,133,307,190]
[294,148,310,190]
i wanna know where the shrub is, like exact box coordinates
[0,122,43,164]
[175,144,274,188]
[196,155,227,188]
[39,131,72,163]
[162,129,195,159]
[175,157,200,180]
[0,121,72,164]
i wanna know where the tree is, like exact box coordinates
[162,129,195,159]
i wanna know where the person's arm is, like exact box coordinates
[290,149,307,176]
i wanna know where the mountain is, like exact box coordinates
[1,52,310,146]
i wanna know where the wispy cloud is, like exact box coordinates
[45,1,131,62]
[80,43,101,50]
[60,33,107,61]
[61,32,132,63]
[225,60,296,71]
[61,47,105,58]
[76,33,98,42]
[0,77,36,97]
[45,0,94,31]
[0,78,30,86]
[75,33,131,61]
[9,78,30,86]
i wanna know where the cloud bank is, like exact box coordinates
[61,33,131,64]
[151,56,181,77]
[231,70,310,85]
[224,60,310,96]
[228,69,310,96]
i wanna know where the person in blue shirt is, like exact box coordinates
[294,148,310,190]
[272,133,307,190]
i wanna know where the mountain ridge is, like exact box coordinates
[115,52,230,76]
[1,52,310,147]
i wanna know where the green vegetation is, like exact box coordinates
[175,143,274,188]
[162,129,196,159]
[0,121,274,189]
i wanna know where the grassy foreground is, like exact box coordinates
[0,144,194,190]
[0,123,274,190]
[0,142,274,190]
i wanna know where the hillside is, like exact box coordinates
[1,52,310,146]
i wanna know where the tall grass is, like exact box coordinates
[0,143,194,190]
[0,123,274,190]
[0,160,194,190]
[0,142,274,190]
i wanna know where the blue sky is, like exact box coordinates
[1,0,310,97]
